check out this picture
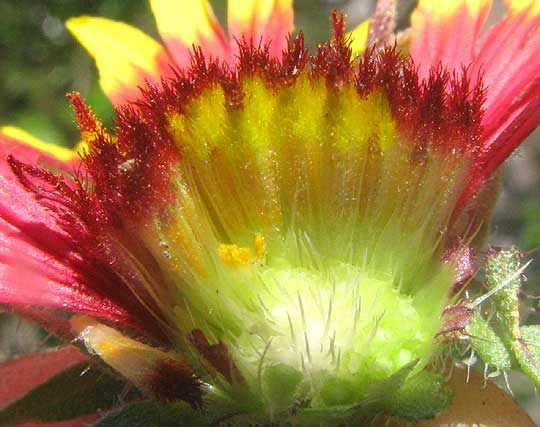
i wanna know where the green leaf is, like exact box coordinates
[0,362,140,426]
[522,325,540,358]
[297,361,452,423]
[295,404,359,427]
[485,247,523,334]
[263,363,303,408]
[92,400,237,427]
[379,371,452,421]
[485,248,540,387]
[363,358,419,407]
[356,359,453,420]
[519,325,540,382]
[92,401,193,427]
[466,312,514,371]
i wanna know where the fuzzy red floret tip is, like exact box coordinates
[311,11,353,88]
[147,359,203,407]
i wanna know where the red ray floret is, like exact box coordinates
[409,2,540,213]
[5,155,171,343]
[459,76,540,208]
[277,32,309,84]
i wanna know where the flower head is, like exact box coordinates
[1,0,540,424]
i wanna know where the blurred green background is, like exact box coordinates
[1,0,539,422]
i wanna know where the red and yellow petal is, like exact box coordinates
[0,126,77,172]
[409,0,492,78]
[455,0,540,204]
[472,0,540,126]
[66,16,172,105]
[506,0,540,15]
[228,0,294,59]
[150,0,231,67]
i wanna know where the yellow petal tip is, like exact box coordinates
[1,126,75,162]
[66,15,165,104]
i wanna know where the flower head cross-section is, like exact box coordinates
[2,0,540,425]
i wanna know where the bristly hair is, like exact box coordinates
[312,11,353,88]
[146,357,203,407]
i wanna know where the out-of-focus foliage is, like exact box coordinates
[1,2,147,146]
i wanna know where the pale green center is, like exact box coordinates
[174,230,452,410]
